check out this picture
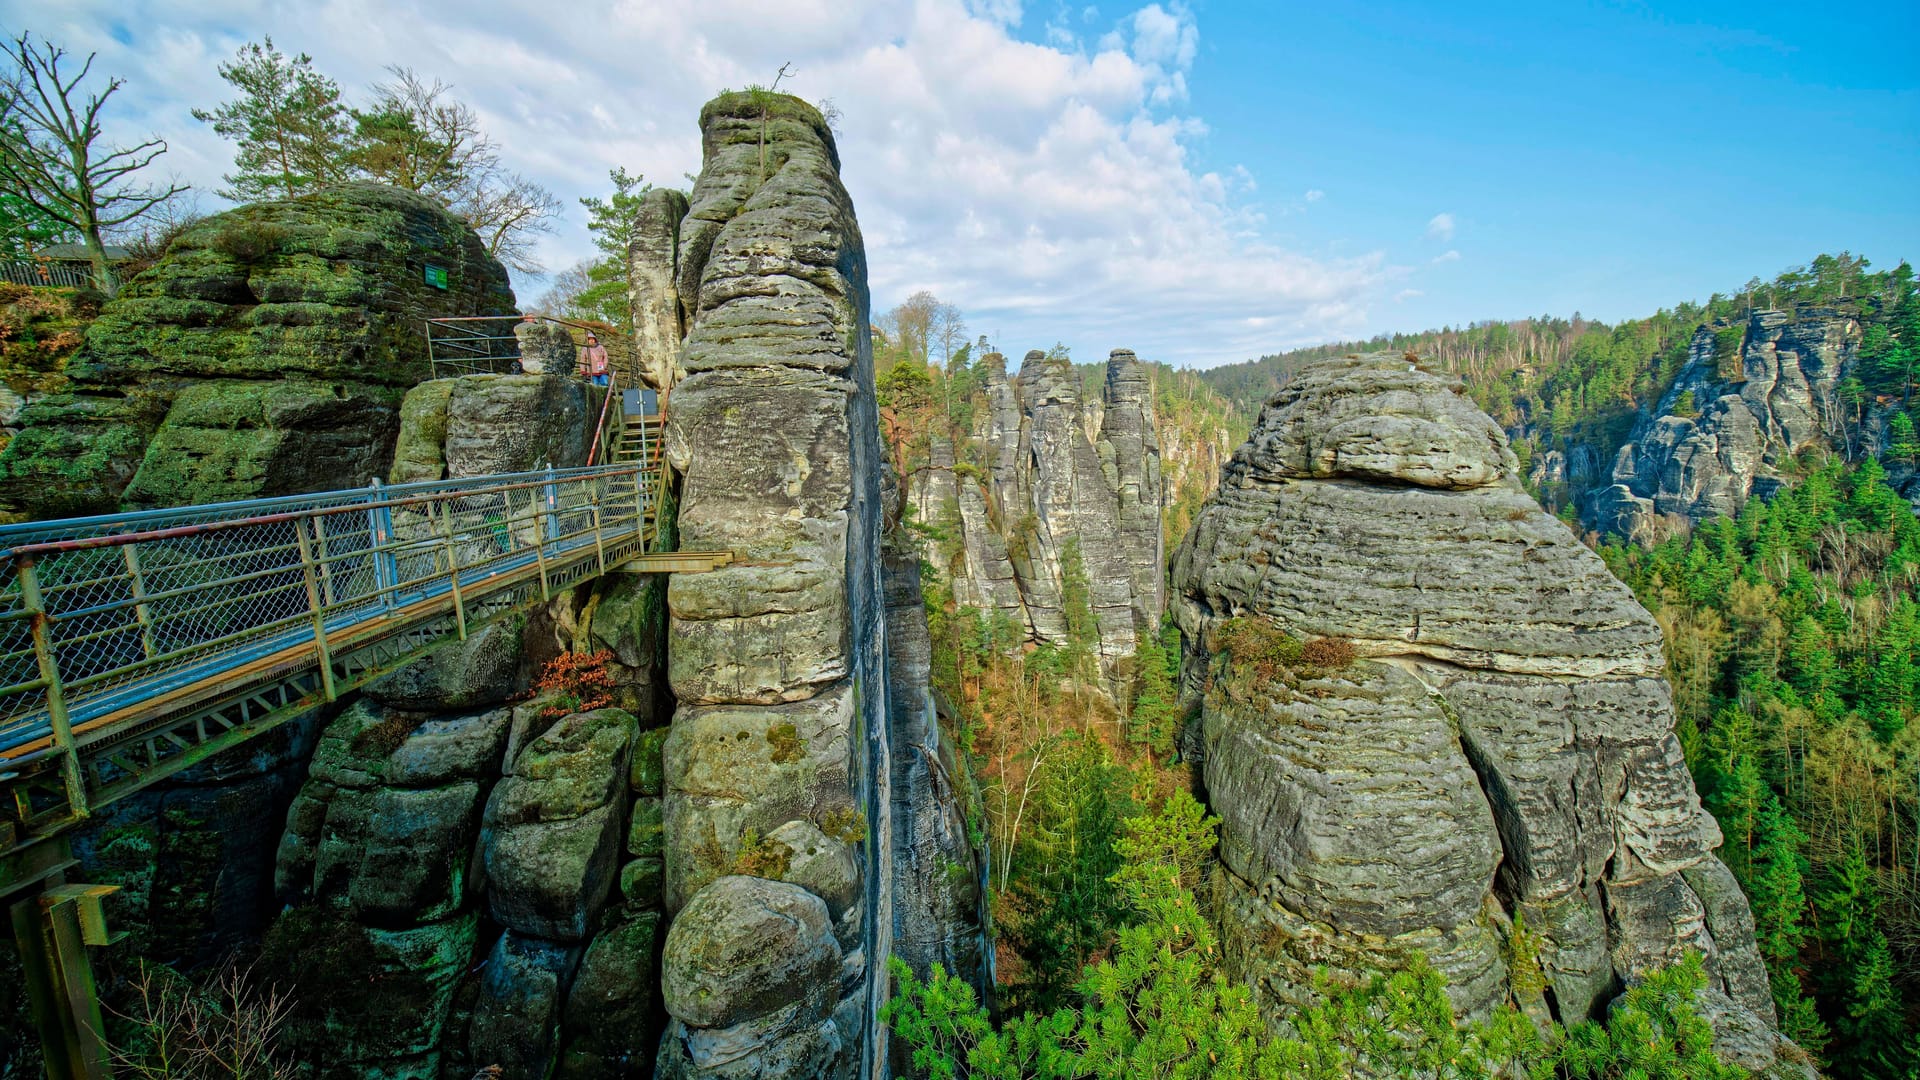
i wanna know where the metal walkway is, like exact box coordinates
[0,421,724,852]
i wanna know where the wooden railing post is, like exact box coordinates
[17,557,88,821]
[292,516,338,702]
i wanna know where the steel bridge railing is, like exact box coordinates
[0,462,662,822]
[426,314,638,383]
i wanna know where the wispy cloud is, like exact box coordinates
[1431,249,1461,264]
[1425,212,1456,241]
[1,0,1390,367]
[1394,288,1424,302]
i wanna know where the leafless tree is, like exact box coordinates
[532,259,596,317]
[0,33,188,294]
[352,67,559,274]
[460,171,562,274]
[106,961,296,1080]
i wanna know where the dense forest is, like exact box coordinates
[882,264,1920,1079]
[1602,461,1920,1079]
[1199,254,1920,516]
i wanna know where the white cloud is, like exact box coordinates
[1303,189,1324,202]
[1394,289,1424,302]
[0,0,1390,367]
[1431,249,1461,264]
[1425,212,1456,241]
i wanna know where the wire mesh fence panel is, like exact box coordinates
[0,464,655,756]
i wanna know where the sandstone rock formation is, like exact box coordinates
[0,183,513,517]
[636,90,989,1079]
[249,357,672,1079]
[1589,309,1861,539]
[1173,354,1804,1075]
[912,347,1165,668]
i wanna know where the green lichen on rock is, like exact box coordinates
[0,283,96,438]
[389,378,455,483]
[257,906,478,1069]
[0,183,514,517]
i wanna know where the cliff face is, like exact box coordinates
[252,372,670,1080]
[639,91,986,1079]
[913,347,1165,667]
[1589,308,1861,540]
[1173,355,1805,1076]
[0,184,514,518]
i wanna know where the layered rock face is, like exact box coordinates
[1173,355,1803,1074]
[260,374,670,1080]
[634,91,986,1079]
[913,347,1165,666]
[1590,309,1860,540]
[0,183,513,517]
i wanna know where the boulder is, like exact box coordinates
[662,687,857,911]
[661,876,841,1030]
[468,931,580,1079]
[0,183,514,516]
[1173,353,1796,1065]
[514,318,576,376]
[444,373,592,476]
[482,708,635,940]
[560,910,665,1075]
[389,379,455,483]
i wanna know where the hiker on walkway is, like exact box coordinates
[580,333,611,387]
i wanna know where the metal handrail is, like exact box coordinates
[424,314,637,383]
[0,463,662,810]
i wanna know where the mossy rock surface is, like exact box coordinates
[0,183,514,517]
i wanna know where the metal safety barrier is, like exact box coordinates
[0,460,673,833]
[425,314,636,382]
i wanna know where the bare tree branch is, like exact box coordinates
[0,32,186,293]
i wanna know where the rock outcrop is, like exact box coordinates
[0,183,513,517]
[636,90,988,1079]
[1589,309,1861,539]
[1173,354,1803,1074]
[253,360,672,1079]
[912,347,1165,667]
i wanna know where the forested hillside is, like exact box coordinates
[1602,461,1920,1079]
[1200,254,1919,524]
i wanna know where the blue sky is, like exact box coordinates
[4,0,1916,367]
[1170,0,1920,340]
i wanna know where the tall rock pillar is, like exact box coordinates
[1098,349,1165,626]
[655,92,890,1080]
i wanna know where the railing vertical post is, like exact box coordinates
[530,483,552,601]
[438,499,468,640]
[122,545,157,660]
[18,557,88,821]
[542,466,560,543]
[292,516,338,702]
[313,512,338,607]
[591,500,606,577]
[641,463,656,545]
[368,478,397,609]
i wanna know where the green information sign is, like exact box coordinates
[424,264,449,289]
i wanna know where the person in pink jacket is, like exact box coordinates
[580,333,611,387]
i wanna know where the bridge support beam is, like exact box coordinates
[5,837,116,1080]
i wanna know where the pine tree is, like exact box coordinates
[1886,411,1920,465]
[1833,931,1914,1080]
[193,38,351,200]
